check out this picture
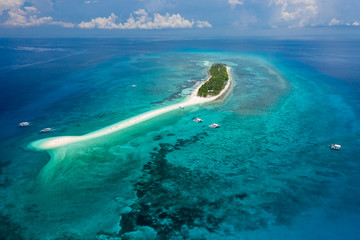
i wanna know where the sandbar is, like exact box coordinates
[29,67,233,150]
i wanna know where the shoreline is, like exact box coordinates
[29,66,233,150]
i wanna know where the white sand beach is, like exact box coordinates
[30,67,233,150]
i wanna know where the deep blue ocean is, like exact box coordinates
[0,38,359,240]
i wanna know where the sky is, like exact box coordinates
[0,0,359,38]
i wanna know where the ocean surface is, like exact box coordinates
[0,38,359,240]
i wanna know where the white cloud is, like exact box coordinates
[148,13,194,29]
[270,0,318,27]
[23,6,37,13]
[328,18,340,26]
[78,9,211,29]
[1,1,74,27]
[3,9,74,27]
[0,0,25,15]
[196,20,212,28]
[228,0,244,8]
[4,7,53,26]
[78,13,119,29]
[352,21,360,26]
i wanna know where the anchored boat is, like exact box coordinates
[40,128,54,133]
[330,144,341,150]
[209,123,220,128]
[193,118,203,123]
[19,122,30,127]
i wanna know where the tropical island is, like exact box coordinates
[198,63,229,97]
[30,64,232,150]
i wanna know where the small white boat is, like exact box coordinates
[40,128,54,133]
[209,123,220,128]
[178,105,184,109]
[168,90,172,92]
[132,85,137,87]
[193,118,203,123]
[19,122,30,127]
[330,144,341,150]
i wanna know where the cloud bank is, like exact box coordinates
[0,0,74,27]
[0,0,359,31]
[0,1,211,30]
[78,9,211,29]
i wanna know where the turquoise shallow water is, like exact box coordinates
[0,39,360,239]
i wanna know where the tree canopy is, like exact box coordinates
[198,63,228,97]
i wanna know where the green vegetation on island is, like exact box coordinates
[198,63,228,97]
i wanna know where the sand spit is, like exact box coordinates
[30,67,233,150]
